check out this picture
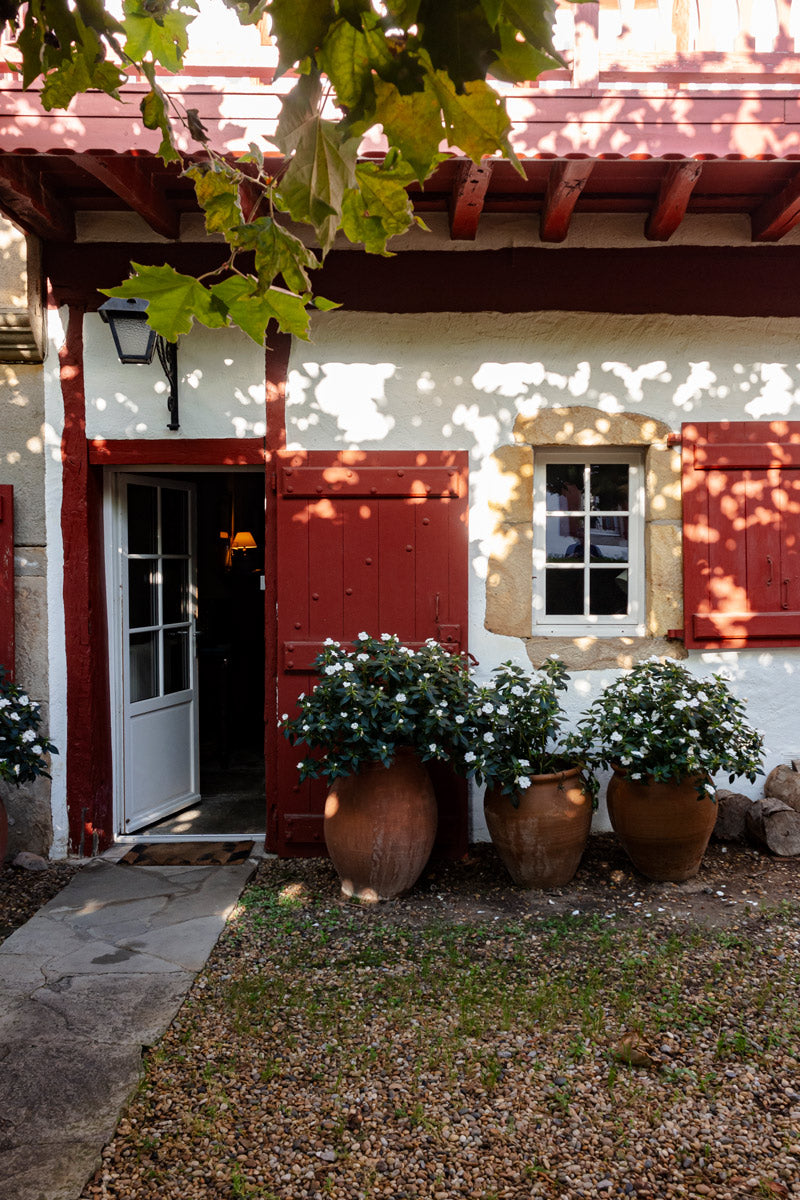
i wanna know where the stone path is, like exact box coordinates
[0,855,257,1200]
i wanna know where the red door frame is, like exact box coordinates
[61,305,283,855]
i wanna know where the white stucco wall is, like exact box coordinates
[285,308,800,828]
[82,314,266,441]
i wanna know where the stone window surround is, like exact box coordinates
[485,405,685,671]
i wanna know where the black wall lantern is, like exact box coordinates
[98,296,181,431]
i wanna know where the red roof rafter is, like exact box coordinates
[448,159,493,241]
[0,155,74,241]
[645,159,703,241]
[539,158,594,243]
[751,167,800,241]
[71,154,180,240]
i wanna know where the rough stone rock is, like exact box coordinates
[712,790,753,841]
[764,764,800,813]
[12,851,48,872]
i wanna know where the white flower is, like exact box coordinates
[483,732,494,743]
[357,653,369,662]
[381,633,392,641]
[323,638,336,646]
[464,751,476,764]
[497,704,509,717]
[687,697,699,708]
[0,698,9,709]
[511,686,525,698]
[9,712,19,721]
[324,664,340,675]
[350,722,359,730]
[21,729,36,743]
[516,776,531,789]
[610,731,623,742]
[673,700,687,711]
[481,703,494,715]
[428,743,438,753]
[281,714,288,722]
[688,729,700,737]
[18,695,29,706]
[455,715,465,725]
[632,714,642,725]
[357,631,369,640]
[342,661,354,672]
[696,690,708,702]
[518,759,529,768]
[31,744,42,755]
[396,693,407,703]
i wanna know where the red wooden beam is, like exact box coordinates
[0,157,74,242]
[0,485,14,679]
[540,159,594,243]
[751,168,800,241]
[645,159,703,241]
[448,159,492,241]
[72,155,180,240]
[88,438,266,465]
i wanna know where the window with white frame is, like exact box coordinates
[532,449,645,637]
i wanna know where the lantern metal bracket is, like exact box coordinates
[156,336,180,431]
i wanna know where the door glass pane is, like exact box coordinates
[162,559,189,624]
[546,515,584,563]
[546,463,584,511]
[128,559,158,628]
[164,629,189,694]
[162,489,189,555]
[545,569,584,615]
[130,631,159,702]
[127,485,157,554]
[590,568,629,615]
[590,464,628,511]
[590,516,629,562]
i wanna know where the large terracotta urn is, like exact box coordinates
[323,748,437,901]
[484,766,591,889]
[606,767,716,882]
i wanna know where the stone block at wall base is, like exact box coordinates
[1,776,53,860]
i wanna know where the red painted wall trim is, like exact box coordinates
[0,485,14,680]
[264,331,291,852]
[60,308,113,855]
[89,439,267,466]
[49,243,800,319]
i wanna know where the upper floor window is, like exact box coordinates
[532,449,645,637]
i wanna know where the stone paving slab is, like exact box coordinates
[0,855,258,1200]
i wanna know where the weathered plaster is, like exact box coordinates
[82,315,266,442]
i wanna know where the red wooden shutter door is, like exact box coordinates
[271,450,469,858]
[682,422,800,648]
[0,485,14,678]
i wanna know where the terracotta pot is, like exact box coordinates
[606,767,716,882]
[484,766,591,889]
[324,748,437,901]
[0,794,7,864]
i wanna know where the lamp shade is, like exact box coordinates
[230,531,257,551]
[98,297,158,365]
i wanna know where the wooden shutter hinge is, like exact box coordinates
[667,628,685,640]
[666,433,682,447]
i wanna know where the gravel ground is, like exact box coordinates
[0,859,78,944]
[80,836,800,1200]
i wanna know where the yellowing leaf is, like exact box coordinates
[428,70,511,163]
[185,163,243,234]
[269,0,335,76]
[372,76,444,184]
[230,217,320,294]
[317,17,372,110]
[275,117,359,254]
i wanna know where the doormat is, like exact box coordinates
[119,841,255,866]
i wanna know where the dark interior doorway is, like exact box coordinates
[142,470,265,837]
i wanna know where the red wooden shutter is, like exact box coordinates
[271,450,469,858]
[0,485,14,678]
[682,422,800,649]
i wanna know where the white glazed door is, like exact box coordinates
[118,475,199,832]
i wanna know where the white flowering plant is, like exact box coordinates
[567,658,764,801]
[0,668,57,786]
[281,633,483,782]
[468,658,586,804]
